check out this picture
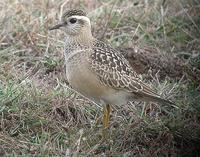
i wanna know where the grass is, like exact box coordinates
[0,0,200,156]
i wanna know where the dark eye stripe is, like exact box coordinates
[79,19,85,25]
[69,18,77,24]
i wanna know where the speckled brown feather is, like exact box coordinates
[62,9,86,20]
[90,40,172,103]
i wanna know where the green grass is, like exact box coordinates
[0,0,200,156]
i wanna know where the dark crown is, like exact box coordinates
[62,9,86,19]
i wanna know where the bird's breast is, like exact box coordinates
[64,50,132,106]
[65,54,106,102]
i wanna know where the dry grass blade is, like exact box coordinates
[0,0,200,156]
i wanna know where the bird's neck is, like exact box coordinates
[65,30,94,47]
[64,30,94,62]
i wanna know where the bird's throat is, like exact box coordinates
[65,30,93,47]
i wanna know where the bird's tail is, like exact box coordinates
[134,92,176,106]
[147,94,175,106]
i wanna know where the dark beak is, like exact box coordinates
[49,23,64,30]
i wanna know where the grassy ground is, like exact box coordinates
[0,0,200,156]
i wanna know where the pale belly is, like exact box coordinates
[65,62,131,106]
[66,53,131,105]
[66,62,106,102]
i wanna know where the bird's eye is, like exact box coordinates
[69,18,77,24]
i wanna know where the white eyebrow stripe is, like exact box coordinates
[69,15,91,26]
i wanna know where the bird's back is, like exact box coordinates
[64,36,174,106]
[89,39,174,105]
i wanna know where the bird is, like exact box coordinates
[49,9,174,132]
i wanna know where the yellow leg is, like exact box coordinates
[102,104,111,138]
[103,104,111,129]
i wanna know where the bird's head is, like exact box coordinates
[49,9,92,38]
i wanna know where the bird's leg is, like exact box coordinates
[102,104,111,138]
[103,104,111,129]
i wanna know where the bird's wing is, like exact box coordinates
[89,40,161,98]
